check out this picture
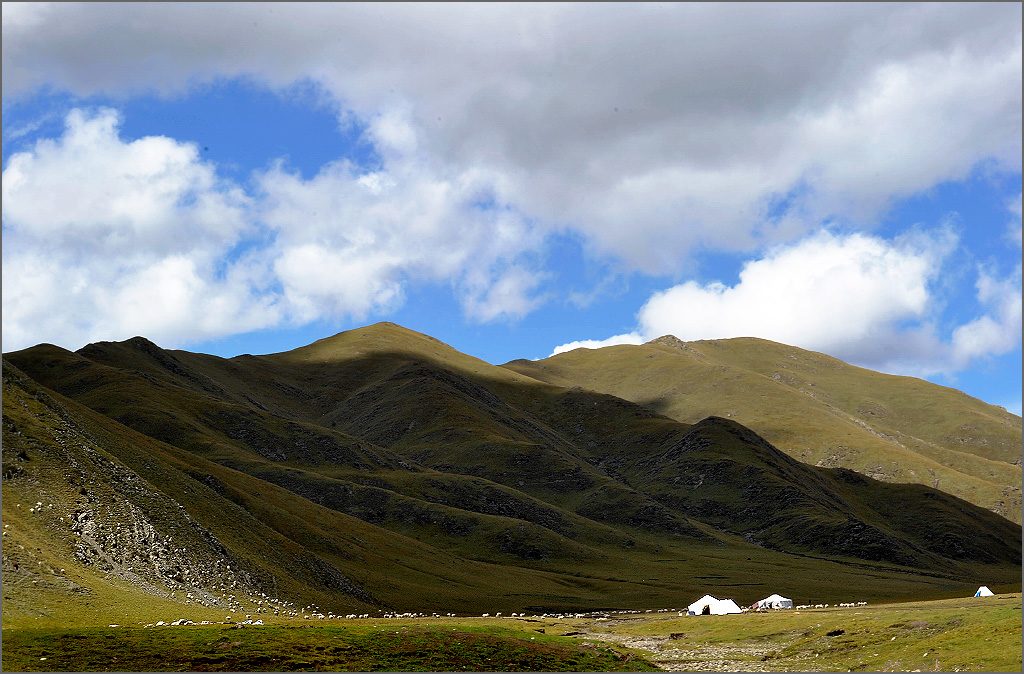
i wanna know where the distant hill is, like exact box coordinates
[504,335,1022,522]
[3,323,1020,625]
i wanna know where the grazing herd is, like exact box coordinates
[793,601,868,610]
[130,593,1019,628]
[138,601,880,628]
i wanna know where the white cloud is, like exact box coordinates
[636,231,948,361]
[257,134,546,326]
[2,3,1020,272]
[2,6,1021,357]
[2,108,249,254]
[1,109,277,351]
[1,242,283,353]
[550,333,645,357]
[461,266,548,324]
[946,196,1024,372]
[1,108,546,351]
[951,265,1023,367]
[272,244,406,324]
[554,229,1021,376]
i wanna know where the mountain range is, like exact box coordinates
[2,322,1020,625]
[506,335,1022,522]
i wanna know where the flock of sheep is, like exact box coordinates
[794,601,868,609]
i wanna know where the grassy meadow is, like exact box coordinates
[1,594,1018,672]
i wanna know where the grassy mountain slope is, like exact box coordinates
[4,323,1021,626]
[504,336,1022,521]
[26,322,1020,566]
[2,359,743,623]
[5,361,649,621]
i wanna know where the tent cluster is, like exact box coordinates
[686,594,742,616]
[751,593,793,610]
[684,586,993,617]
[686,593,795,616]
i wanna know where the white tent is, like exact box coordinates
[687,595,718,615]
[715,599,742,614]
[687,595,742,615]
[753,593,793,610]
[974,586,994,597]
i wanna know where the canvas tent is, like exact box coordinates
[974,586,994,597]
[715,599,742,614]
[687,594,742,616]
[753,593,793,610]
[687,595,718,615]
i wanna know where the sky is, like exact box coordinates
[2,3,1021,414]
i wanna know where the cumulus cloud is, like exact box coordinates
[461,266,549,324]
[3,3,1020,271]
[946,196,1024,372]
[951,265,1023,367]
[3,5,1021,358]
[636,231,950,360]
[2,108,250,253]
[257,127,545,325]
[1,108,545,351]
[552,229,1021,376]
[549,333,644,357]
[1,109,278,350]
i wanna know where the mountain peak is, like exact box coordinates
[124,335,163,350]
[647,334,794,351]
[646,335,688,349]
[77,335,166,360]
[330,321,444,343]
[276,321,454,362]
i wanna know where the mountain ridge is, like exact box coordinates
[3,322,1020,627]
[504,333,1021,522]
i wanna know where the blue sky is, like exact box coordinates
[2,4,1021,414]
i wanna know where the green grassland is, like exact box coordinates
[565,593,1023,672]
[1,596,1017,672]
[505,335,1022,522]
[0,622,657,672]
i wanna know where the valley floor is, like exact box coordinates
[1,594,1018,672]
[565,593,1022,672]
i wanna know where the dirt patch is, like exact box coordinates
[580,630,775,672]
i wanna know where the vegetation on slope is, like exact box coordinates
[505,335,1022,521]
[3,322,1020,630]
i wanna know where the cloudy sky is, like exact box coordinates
[2,3,1021,413]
